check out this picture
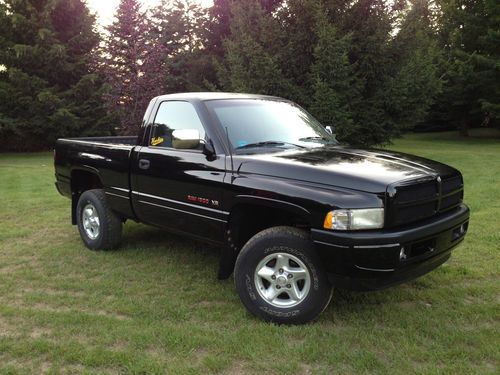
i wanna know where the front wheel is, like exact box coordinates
[234,226,333,324]
[76,189,122,250]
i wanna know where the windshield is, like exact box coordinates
[204,99,338,152]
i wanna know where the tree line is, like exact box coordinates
[0,0,498,151]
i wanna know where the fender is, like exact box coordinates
[70,165,102,180]
[232,194,311,218]
[217,195,311,280]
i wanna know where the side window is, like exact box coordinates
[150,101,205,148]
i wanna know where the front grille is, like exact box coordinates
[396,181,436,203]
[442,175,462,194]
[441,190,463,211]
[387,175,463,227]
[440,175,464,213]
[394,201,437,225]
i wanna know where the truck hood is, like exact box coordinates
[234,146,460,193]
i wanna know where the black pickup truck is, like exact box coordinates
[54,92,469,324]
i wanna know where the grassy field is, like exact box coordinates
[0,132,498,374]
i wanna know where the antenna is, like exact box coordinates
[225,127,234,172]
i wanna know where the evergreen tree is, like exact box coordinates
[98,0,167,135]
[1,0,495,150]
[309,11,359,142]
[309,0,442,145]
[338,0,399,145]
[276,0,365,105]
[0,0,112,151]
[207,0,283,58]
[381,0,443,132]
[215,0,448,146]
[216,0,292,95]
[276,0,324,105]
[432,0,499,135]
[296,0,410,145]
[149,0,212,92]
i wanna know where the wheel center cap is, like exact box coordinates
[276,275,287,286]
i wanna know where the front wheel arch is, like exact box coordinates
[217,204,311,280]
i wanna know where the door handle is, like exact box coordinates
[138,159,150,170]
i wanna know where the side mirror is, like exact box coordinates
[325,125,334,134]
[172,129,200,149]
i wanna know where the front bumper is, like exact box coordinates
[311,204,470,291]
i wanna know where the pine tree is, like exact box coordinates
[149,0,211,92]
[0,0,111,151]
[276,0,324,105]
[309,12,359,142]
[432,0,500,135]
[213,0,448,146]
[207,0,283,58]
[289,0,404,145]
[98,0,167,134]
[336,0,397,145]
[312,0,441,145]
[216,0,293,95]
[382,0,443,132]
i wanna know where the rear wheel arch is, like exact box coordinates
[70,168,104,224]
[76,189,122,250]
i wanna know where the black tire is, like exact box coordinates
[234,226,333,324]
[76,189,122,250]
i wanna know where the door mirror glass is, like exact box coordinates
[172,129,200,149]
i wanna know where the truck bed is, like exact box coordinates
[54,136,139,221]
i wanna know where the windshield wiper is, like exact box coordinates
[235,141,305,150]
[299,136,328,141]
[299,136,338,144]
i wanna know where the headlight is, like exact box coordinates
[323,208,384,230]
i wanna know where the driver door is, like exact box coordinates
[131,100,227,243]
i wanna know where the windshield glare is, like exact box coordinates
[205,99,338,152]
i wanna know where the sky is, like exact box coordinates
[86,0,214,26]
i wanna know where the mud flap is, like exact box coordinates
[218,246,238,280]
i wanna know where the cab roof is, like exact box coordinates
[153,92,281,102]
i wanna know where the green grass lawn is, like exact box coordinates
[0,132,499,374]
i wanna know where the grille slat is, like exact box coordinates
[387,175,463,227]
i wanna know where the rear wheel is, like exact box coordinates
[76,189,122,250]
[234,226,332,324]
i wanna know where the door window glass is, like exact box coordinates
[151,101,205,148]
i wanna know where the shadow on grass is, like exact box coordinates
[120,221,221,255]
[109,222,421,316]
